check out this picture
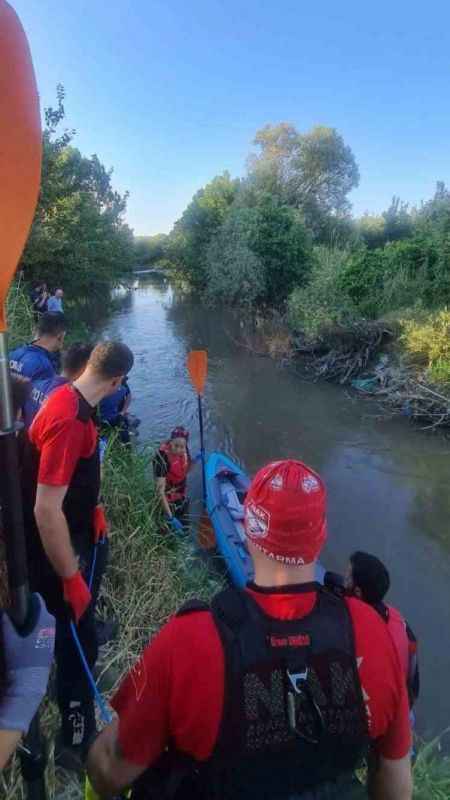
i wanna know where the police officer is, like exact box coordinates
[9,311,66,382]
[22,341,134,770]
[87,460,413,800]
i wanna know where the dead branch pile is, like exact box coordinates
[369,373,450,430]
[308,322,392,383]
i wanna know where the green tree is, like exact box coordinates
[248,123,359,239]
[134,234,169,265]
[206,207,265,306]
[169,172,240,288]
[21,86,134,296]
[206,195,312,307]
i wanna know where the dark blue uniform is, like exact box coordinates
[23,375,68,429]
[9,343,58,382]
[99,381,130,425]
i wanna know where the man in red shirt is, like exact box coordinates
[23,341,134,769]
[87,460,413,800]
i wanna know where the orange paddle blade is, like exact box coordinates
[0,0,42,330]
[187,350,208,395]
[197,510,216,550]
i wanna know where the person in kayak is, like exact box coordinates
[87,459,412,800]
[153,426,196,533]
[345,551,420,710]
[21,341,134,770]
[22,341,93,429]
[9,311,67,382]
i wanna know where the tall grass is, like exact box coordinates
[100,441,220,680]
[6,278,34,348]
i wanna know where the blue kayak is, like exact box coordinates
[205,452,253,588]
[205,451,325,589]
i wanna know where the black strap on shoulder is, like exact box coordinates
[211,587,247,633]
[176,599,210,617]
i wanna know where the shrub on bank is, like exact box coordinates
[401,310,450,386]
[287,246,358,338]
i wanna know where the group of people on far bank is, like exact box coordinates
[30,281,64,315]
[0,303,420,799]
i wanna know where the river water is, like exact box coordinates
[101,274,450,739]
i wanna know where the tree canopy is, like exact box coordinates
[21,85,134,296]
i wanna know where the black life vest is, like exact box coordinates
[20,392,100,614]
[131,584,369,800]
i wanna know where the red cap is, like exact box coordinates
[244,460,327,565]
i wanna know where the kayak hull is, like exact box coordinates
[205,451,325,589]
[205,452,253,588]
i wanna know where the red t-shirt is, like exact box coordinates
[29,384,97,486]
[112,585,411,769]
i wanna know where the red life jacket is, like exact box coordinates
[160,443,190,502]
[386,605,410,681]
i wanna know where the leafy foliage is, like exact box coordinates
[205,196,312,307]
[134,234,169,266]
[401,310,450,384]
[170,172,240,289]
[205,206,265,306]
[247,123,359,239]
[164,121,358,299]
[21,85,134,296]
[288,247,357,338]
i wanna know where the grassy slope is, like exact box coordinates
[2,284,220,798]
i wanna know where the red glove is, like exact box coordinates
[63,572,91,624]
[93,504,108,544]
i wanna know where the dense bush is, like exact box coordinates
[206,196,313,308]
[401,310,450,384]
[287,247,357,338]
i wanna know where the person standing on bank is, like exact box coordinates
[9,311,66,382]
[47,287,64,314]
[87,460,412,800]
[23,341,134,770]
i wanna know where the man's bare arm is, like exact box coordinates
[368,753,413,800]
[34,484,78,578]
[87,720,145,798]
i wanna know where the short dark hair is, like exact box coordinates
[36,311,67,337]
[10,374,32,417]
[88,341,134,379]
[61,342,93,377]
[350,551,390,605]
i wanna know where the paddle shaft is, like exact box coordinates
[197,394,207,506]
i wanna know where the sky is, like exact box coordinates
[12,0,450,236]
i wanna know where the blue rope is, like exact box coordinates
[70,621,112,724]
[88,544,98,591]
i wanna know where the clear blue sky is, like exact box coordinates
[12,0,450,235]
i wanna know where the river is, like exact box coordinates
[101,274,450,739]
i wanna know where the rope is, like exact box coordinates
[70,621,112,725]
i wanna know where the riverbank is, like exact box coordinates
[2,280,450,798]
[233,306,450,434]
[2,284,220,797]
